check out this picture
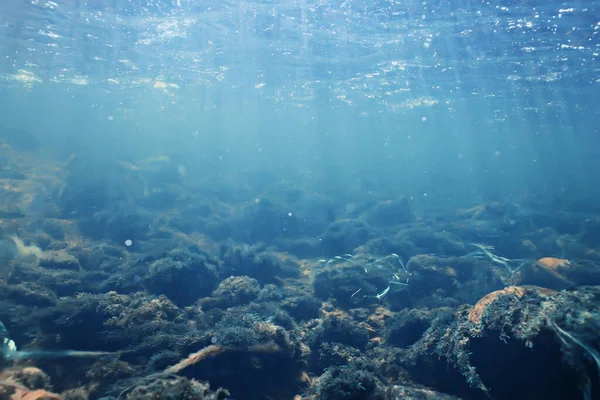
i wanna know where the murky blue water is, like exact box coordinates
[0,0,598,208]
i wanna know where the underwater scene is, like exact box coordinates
[0,0,599,399]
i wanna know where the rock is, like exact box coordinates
[313,255,390,308]
[514,257,600,290]
[405,254,504,309]
[467,286,556,325]
[360,198,413,227]
[39,251,81,270]
[201,276,261,310]
[41,219,66,240]
[322,219,375,255]
[62,388,89,400]
[386,384,461,400]
[78,207,154,244]
[143,248,219,306]
[384,308,432,348]
[394,227,466,256]
[233,198,299,242]
[457,202,514,221]
[219,243,299,283]
[122,376,228,400]
[14,367,52,390]
[21,389,63,400]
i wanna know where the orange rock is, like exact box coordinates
[21,391,60,400]
[536,257,570,270]
[468,286,556,324]
[299,371,312,385]
[367,307,394,328]
[468,286,526,324]
[19,389,62,400]
[514,257,573,289]
[14,367,51,391]
[2,386,63,400]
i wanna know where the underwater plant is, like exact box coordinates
[464,243,528,275]
[315,253,411,303]
[0,235,44,279]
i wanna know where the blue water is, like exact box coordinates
[0,0,598,208]
[0,1,599,399]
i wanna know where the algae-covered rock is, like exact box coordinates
[39,251,81,270]
[142,247,219,307]
[360,198,413,228]
[122,376,229,400]
[514,257,600,290]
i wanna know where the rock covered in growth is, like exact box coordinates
[229,198,300,243]
[392,227,466,257]
[8,389,63,400]
[310,341,362,374]
[62,388,89,400]
[39,219,67,241]
[321,219,375,255]
[142,247,220,306]
[57,156,118,218]
[307,360,387,400]
[179,302,308,400]
[33,291,199,356]
[200,275,261,310]
[313,251,506,311]
[385,384,462,400]
[384,308,433,349]
[84,358,135,397]
[0,367,62,400]
[359,198,414,228]
[382,287,600,399]
[466,286,556,325]
[307,310,370,353]
[219,242,300,283]
[278,288,322,321]
[457,202,517,221]
[210,305,300,352]
[77,207,155,244]
[0,281,57,307]
[462,287,600,399]
[13,367,53,391]
[313,256,391,308]
[121,375,229,400]
[514,257,600,289]
[73,243,127,272]
[38,251,81,270]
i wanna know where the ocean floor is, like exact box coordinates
[1,143,599,400]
